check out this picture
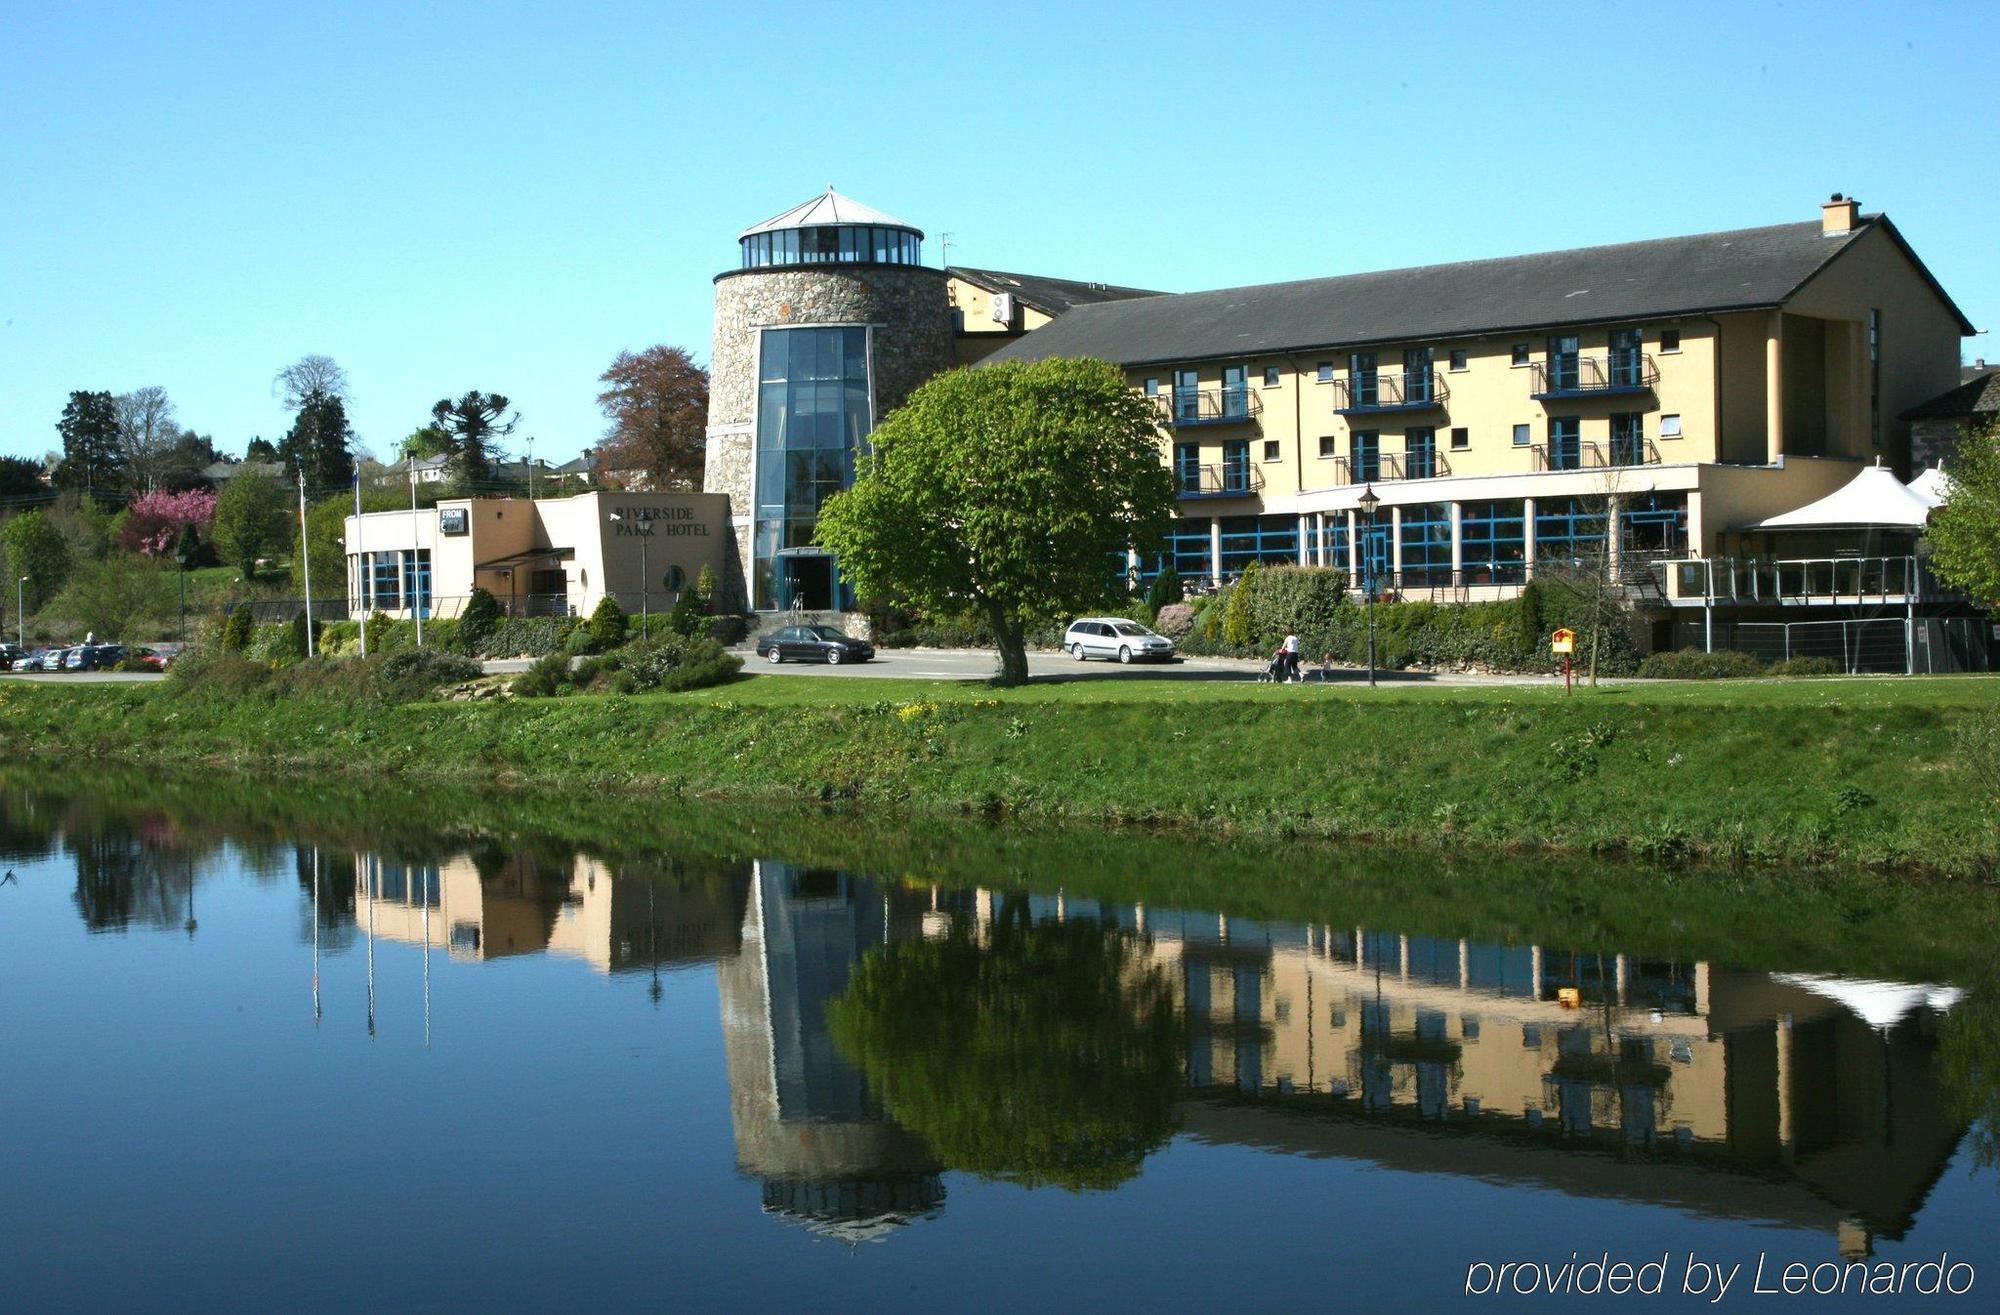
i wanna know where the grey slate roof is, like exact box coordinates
[947,266,1164,318]
[1902,369,2000,421]
[985,216,1966,368]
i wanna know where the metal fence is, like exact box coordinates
[1668,617,1997,675]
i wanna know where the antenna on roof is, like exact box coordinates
[941,232,955,268]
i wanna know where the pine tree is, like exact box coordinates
[54,390,123,493]
[279,391,355,493]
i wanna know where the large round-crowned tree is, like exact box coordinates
[814,357,1175,685]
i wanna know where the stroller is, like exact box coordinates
[1258,647,1299,684]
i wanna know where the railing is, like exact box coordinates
[1176,462,1265,498]
[1531,438,1661,471]
[1529,353,1660,398]
[1322,451,1451,485]
[1330,371,1450,414]
[1159,387,1263,427]
[1660,555,1929,607]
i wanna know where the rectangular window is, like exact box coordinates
[1174,368,1201,422]
[1403,347,1433,404]
[1660,329,1681,353]
[1660,413,1683,438]
[1221,439,1251,492]
[1547,335,1582,391]
[1609,412,1646,466]
[1405,426,1437,479]
[1318,434,1338,458]
[1512,423,1530,447]
[1349,353,1379,407]
[1511,344,1530,367]
[1448,349,1468,372]
[1399,503,1452,586]
[1608,328,1643,387]
[1350,430,1380,483]
[1262,365,1280,387]
[1450,426,1469,450]
[1317,361,1335,382]
[1547,416,1582,470]
[1535,495,1608,569]
[1167,517,1211,580]
[1143,377,1160,395]
[1460,500,1526,584]
[1219,514,1299,574]
[1868,308,1882,448]
[1221,364,1249,419]
[1174,443,1201,494]
[1262,439,1280,462]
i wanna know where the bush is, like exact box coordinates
[220,604,254,652]
[1767,655,1842,677]
[1636,648,1766,680]
[616,637,742,693]
[458,587,502,652]
[666,590,707,639]
[1221,562,1258,649]
[375,647,480,691]
[588,596,627,649]
[565,625,599,657]
[364,610,394,655]
[475,615,569,658]
[1144,568,1183,615]
[510,651,574,699]
[1153,602,1195,639]
[168,645,271,696]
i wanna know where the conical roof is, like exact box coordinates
[1906,466,1954,507]
[1755,463,1935,530]
[738,188,922,240]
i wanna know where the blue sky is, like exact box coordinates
[3,1,1995,466]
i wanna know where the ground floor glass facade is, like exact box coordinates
[752,326,872,611]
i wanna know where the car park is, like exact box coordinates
[1064,617,1176,664]
[37,647,72,672]
[66,643,126,671]
[754,624,876,666]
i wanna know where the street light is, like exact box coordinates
[1357,484,1380,688]
[16,576,27,650]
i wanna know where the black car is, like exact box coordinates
[755,624,875,666]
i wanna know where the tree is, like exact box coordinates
[54,390,123,493]
[220,603,254,651]
[1928,416,2000,603]
[210,471,291,580]
[1,510,71,610]
[274,354,349,412]
[46,554,174,640]
[458,587,502,653]
[595,346,709,489]
[828,906,1184,1191]
[429,391,518,485]
[113,386,181,492]
[245,437,279,463]
[119,488,216,557]
[815,359,1175,685]
[278,390,355,493]
[160,430,224,490]
[587,595,627,649]
[398,425,452,461]
[0,455,46,501]
[46,491,116,562]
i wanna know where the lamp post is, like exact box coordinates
[174,537,191,644]
[1357,484,1380,688]
[16,576,26,651]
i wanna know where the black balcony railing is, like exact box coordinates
[1159,387,1263,427]
[1529,353,1660,399]
[1322,451,1451,485]
[1176,461,1265,498]
[1531,438,1662,472]
[1330,371,1450,414]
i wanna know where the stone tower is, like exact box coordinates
[704,189,953,615]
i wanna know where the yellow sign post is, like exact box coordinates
[1551,629,1577,692]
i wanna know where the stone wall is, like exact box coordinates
[1911,417,1967,472]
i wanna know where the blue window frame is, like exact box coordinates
[1221,364,1249,420]
[1173,368,1201,422]
[400,549,431,617]
[1547,335,1581,392]
[1610,412,1645,466]
[1619,492,1687,558]
[1535,495,1608,569]
[1175,442,1201,494]
[1350,430,1380,483]
[1403,347,1433,404]
[1349,353,1379,407]
[1219,514,1297,575]
[1318,512,1351,573]
[1359,518,1391,593]
[1221,439,1250,492]
[753,326,872,610]
[367,551,401,610]
[1400,503,1452,586]
[1548,416,1581,470]
[1609,328,1644,388]
[1460,500,1527,584]
[1405,427,1437,479]
[1166,517,1213,581]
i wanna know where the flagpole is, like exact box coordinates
[355,471,367,657]
[298,471,317,657]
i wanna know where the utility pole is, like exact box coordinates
[298,471,317,657]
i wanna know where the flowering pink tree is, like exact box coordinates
[121,488,218,556]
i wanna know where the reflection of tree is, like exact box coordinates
[1939,979,2000,1176]
[829,906,1183,1191]
[70,830,197,932]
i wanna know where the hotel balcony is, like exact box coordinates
[1159,386,1262,427]
[1331,371,1450,415]
[1176,462,1264,499]
[1529,354,1660,400]
[1325,451,1453,485]
[1531,438,1662,472]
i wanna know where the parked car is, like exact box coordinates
[127,646,170,671]
[1064,617,1176,664]
[64,643,125,672]
[37,647,73,672]
[8,651,39,672]
[755,625,876,666]
[0,643,23,668]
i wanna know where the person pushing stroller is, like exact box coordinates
[1264,632,1303,683]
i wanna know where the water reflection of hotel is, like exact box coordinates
[346,851,1970,1255]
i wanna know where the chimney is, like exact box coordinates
[1821,192,1860,236]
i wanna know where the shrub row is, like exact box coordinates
[509,632,742,698]
[170,646,483,703]
[1636,649,1845,680]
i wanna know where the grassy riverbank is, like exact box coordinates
[2,672,1996,877]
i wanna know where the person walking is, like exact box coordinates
[1280,631,1302,683]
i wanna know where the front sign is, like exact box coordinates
[611,505,710,538]
[439,508,469,536]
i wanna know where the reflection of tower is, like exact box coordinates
[703,189,953,615]
[717,861,942,1242]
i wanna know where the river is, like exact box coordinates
[1,776,1995,1310]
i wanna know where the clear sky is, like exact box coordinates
[3,0,1995,467]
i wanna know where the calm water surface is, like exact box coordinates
[1,781,1995,1311]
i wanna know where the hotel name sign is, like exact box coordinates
[612,505,710,539]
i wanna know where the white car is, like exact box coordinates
[1064,617,1176,664]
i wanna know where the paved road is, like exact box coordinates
[718,646,1565,687]
[0,670,167,684]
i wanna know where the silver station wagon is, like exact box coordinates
[1063,617,1176,664]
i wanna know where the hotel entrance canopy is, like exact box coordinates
[1754,464,1934,531]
